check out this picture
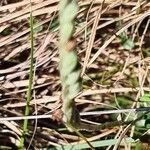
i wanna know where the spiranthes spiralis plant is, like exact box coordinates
[59,0,81,131]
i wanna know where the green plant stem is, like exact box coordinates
[19,12,34,149]
[59,0,81,131]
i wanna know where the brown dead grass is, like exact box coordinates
[0,0,150,149]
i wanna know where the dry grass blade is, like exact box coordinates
[0,0,150,149]
[82,0,105,75]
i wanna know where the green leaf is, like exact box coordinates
[42,138,135,150]
[33,24,43,34]
[116,96,133,108]
[136,119,146,127]
[140,94,150,102]
[121,38,134,50]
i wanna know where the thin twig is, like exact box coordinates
[1,107,150,121]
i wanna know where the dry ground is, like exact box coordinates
[0,0,150,149]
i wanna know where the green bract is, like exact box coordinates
[60,51,77,76]
[68,82,81,99]
[66,69,81,85]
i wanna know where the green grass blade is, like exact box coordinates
[42,138,135,150]
[18,7,34,150]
